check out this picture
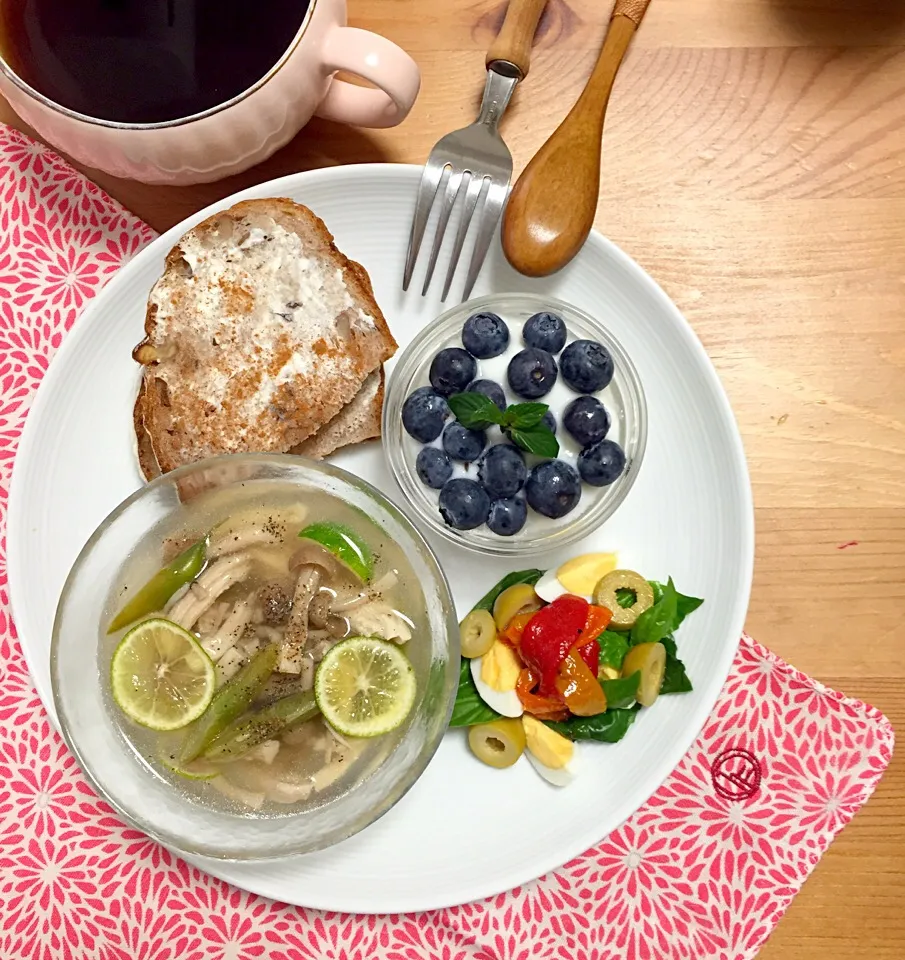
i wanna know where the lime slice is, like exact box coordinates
[299,522,374,582]
[314,636,416,738]
[110,618,215,731]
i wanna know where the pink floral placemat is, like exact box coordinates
[0,124,894,960]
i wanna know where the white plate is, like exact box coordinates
[7,164,753,913]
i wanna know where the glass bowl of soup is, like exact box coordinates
[51,453,459,860]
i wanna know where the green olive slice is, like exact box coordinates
[459,609,497,659]
[592,570,654,630]
[621,642,666,707]
[467,718,527,769]
[492,584,543,631]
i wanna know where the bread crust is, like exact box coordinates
[133,198,396,479]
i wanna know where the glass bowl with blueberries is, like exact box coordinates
[382,293,647,556]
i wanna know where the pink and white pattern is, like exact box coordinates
[0,124,894,960]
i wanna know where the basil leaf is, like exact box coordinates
[661,635,678,658]
[448,392,503,429]
[601,671,640,709]
[503,402,548,430]
[675,591,704,628]
[546,705,641,743]
[631,577,678,645]
[471,569,544,614]
[615,587,636,609]
[648,581,704,631]
[661,650,693,694]
[508,425,559,458]
[449,658,501,727]
[597,630,628,670]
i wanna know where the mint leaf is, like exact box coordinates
[601,671,640,709]
[508,425,559,458]
[502,402,548,430]
[448,392,503,429]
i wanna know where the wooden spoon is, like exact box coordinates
[502,0,651,277]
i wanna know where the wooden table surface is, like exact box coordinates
[2,0,903,956]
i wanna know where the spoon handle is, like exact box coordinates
[502,0,651,277]
[486,0,549,79]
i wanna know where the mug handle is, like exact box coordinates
[315,27,421,129]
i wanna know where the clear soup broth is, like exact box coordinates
[102,480,427,817]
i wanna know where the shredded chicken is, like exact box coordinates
[240,740,280,765]
[167,553,251,629]
[347,599,413,643]
[211,777,265,811]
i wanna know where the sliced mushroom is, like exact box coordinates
[166,553,251,629]
[327,615,350,639]
[259,583,291,625]
[289,541,363,594]
[278,565,322,674]
[308,591,331,629]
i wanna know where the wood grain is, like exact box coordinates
[0,0,902,956]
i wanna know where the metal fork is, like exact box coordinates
[402,0,548,302]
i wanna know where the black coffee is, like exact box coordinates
[0,0,309,124]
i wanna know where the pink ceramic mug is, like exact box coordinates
[0,0,420,185]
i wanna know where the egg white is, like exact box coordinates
[469,655,523,718]
[525,743,580,786]
[534,569,574,604]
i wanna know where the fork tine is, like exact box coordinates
[403,162,446,292]
[440,173,486,303]
[421,169,464,296]
[461,180,509,302]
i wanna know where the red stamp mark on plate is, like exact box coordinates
[711,748,762,801]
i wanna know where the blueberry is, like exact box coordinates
[416,447,453,489]
[542,411,557,436]
[577,439,626,487]
[560,339,614,393]
[462,312,510,359]
[525,460,582,519]
[442,422,486,462]
[402,386,450,443]
[466,378,507,412]
[429,347,477,396]
[507,348,558,400]
[487,497,528,536]
[478,444,527,498]
[523,312,567,354]
[439,478,491,530]
[563,396,611,446]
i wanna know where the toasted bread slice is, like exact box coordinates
[133,198,396,478]
[293,367,384,460]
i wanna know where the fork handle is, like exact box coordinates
[486,0,548,79]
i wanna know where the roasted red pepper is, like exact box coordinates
[519,595,589,696]
[516,667,570,721]
[576,640,599,677]
[576,605,613,647]
[555,650,608,716]
[499,611,535,648]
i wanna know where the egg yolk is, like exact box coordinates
[480,640,521,692]
[522,715,574,770]
[555,552,618,597]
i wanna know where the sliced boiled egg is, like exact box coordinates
[470,641,523,718]
[522,715,578,786]
[535,552,619,603]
